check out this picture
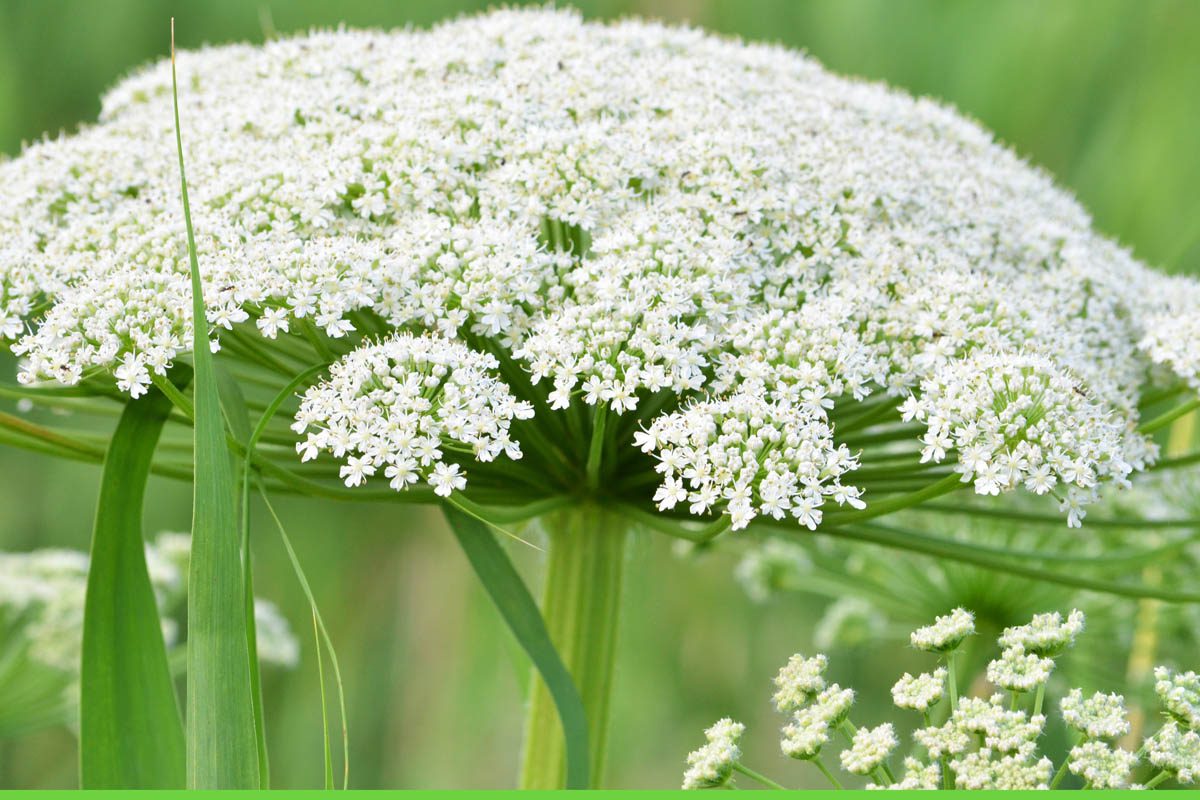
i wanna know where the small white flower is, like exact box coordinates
[840,723,897,776]
[781,707,831,761]
[870,757,940,790]
[114,352,151,399]
[1156,666,1200,730]
[998,609,1085,657]
[1061,689,1130,740]
[1148,721,1200,784]
[429,462,466,497]
[891,669,946,713]
[682,718,744,790]
[987,646,1054,693]
[910,608,975,653]
[773,653,827,712]
[1068,741,1137,789]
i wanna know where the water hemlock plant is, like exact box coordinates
[1,7,1199,789]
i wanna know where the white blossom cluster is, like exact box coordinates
[903,353,1135,527]
[1068,741,1138,789]
[1148,722,1200,784]
[685,606,1199,789]
[641,391,860,530]
[0,536,297,679]
[985,646,1054,693]
[997,608,1085,656]
[681,718,745,790]
[1060,689,1130,740]
[1156,666,1200,730]
[294,332,533,495]
[2,8,1197,521]
[841,724,897,775]
[891,669,946,713]
[909,607,975,653]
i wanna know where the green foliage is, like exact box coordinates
[444,506,590,789]
[170,26,259,789]
[79,376,187,788]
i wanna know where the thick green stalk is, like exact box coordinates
[521,505,627,789]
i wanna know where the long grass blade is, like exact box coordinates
[443,506,589,789]
[170,21,259,788]
[80,377,188,788]
[258,487,349,789]
[216,365,270,788]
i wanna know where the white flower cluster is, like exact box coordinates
[2,8,1196,521]
[1156,666,1200,730]
[681,718,745,790]
[1060,689,1130,740]
[684,606,1199,790]
[1068,741,1138,789]
[780,685,856,761]
[875,757,940,790]
[841,724,898,775]
[733,539,811,603]
[910,607,975,653]
[986,646,1054,693]
[294,332,533,495]
[904,353,1137,527]
[641,391,861,530]
[891,669,946,713]
[0,536,297,678]
[773,653,829,712]
[998,608,1085,656]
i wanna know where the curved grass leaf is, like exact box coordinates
[443,506,589,789]
[216,365,269,788]
[258,486,349,789]
[80,379,187,788]
[171,23,259,788]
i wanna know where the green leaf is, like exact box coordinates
[80,375,187,788]
[258,486,349,789]
[171,24,259,789]
[443,506,590,789]
[216,365,269,788]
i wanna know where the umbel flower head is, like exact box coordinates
[2,7,1199,532]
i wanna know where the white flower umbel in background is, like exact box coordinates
[4,6,1200,788]
[0,537,298,738]
[681,607,1199,790]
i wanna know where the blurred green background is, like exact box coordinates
[0,0,1197,789]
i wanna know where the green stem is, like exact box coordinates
[1139,397,1200,434]
[585,405,608,490]
[813,757,843,789]
[521,504,627,789]
[733,763,787,790]
[1143,770,1171,789]
[1033,681,1046,717]
[946,653,959,713]
[1048,757,1071,789]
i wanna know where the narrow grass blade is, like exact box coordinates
[80,379,187,788]
[216,364,269,788]
[443,506,589,789]
[170,22,259,788]
[258,487,349,789]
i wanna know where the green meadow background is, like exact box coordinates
[0,0,1197,789]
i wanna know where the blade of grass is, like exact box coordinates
[313,611,334,790]
[171,21,259,789]
[443,506,589,789]
[216,365,269,788]
[258,486,349,789]
[240,363,331,788]
[80,375,188,788]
